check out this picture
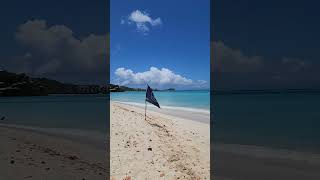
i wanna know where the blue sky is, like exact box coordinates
[111,0,210,89]
[214,0,320,61]
[213,0,320,89]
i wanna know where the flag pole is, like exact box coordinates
[145,99,147,120]
[145,83,147,120]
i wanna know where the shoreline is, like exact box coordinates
[214,142,320,163]
[111,100,210,124]
[0,123,107,149]
[112,100,210,113]
[214,139,320,155]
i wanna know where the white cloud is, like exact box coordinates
[281,57,308,72]
[213,41,263,72]
[213,41,311,74]
[122,10,162,34]
[14,19,108,76]
[114,67,206,88]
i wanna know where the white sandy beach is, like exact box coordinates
[110,101,210,179]
[0,124,108,180]
[3,101,319,180]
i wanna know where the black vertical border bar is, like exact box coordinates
[210,0,214,179]
[106,0,110,178]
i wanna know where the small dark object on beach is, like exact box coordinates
[148,147,152,151]
[10,160,15,164]
[45,167,50,171]
[16,150,20,152]
[44,148,51,153]
[67,155,79,160]
[1,116,5,120]
[41,161,45,164]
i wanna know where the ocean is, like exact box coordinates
[111,90,210,111]
[0,90,210,132]
[0,95,109,133]
[213,93,320,153]
[2,92,319,153]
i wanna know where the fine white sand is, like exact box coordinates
[110,101,210,179]
[0,124,108,180]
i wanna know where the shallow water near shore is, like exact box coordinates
[111,90,210,110]
[213,93,320,153]
[0,95,109,132]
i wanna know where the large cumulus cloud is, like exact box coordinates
[4,19,108,84]
[212,41,319,89]
[113,67,207,88]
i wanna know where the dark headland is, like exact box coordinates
[0,71,108,96]
[0,71,175,96]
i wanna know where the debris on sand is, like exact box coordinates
[67,155,79,160]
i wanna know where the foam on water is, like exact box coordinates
[112,100,210,114]
[111,90,210,111]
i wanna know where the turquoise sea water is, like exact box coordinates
[0,91,210,131]
[111,90,210,111]
[2,92,319,153]
[0,95,109,132]
[213,93,320,153]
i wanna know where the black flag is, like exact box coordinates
[146,85,160,108]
